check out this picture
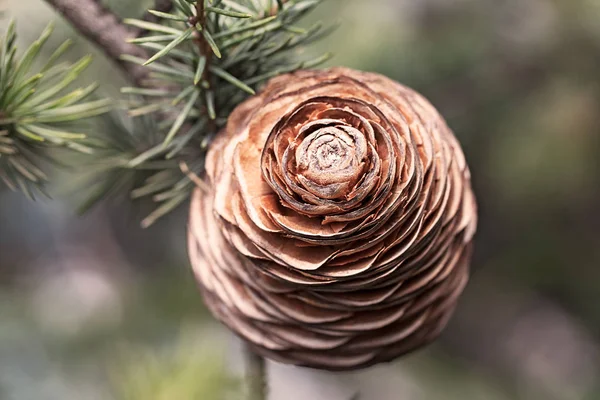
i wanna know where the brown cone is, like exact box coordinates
[188,67,477,370]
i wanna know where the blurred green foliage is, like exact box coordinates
[112,332,239,400]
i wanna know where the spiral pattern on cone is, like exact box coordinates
[188,68,477,370]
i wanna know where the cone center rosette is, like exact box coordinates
[262,99,395,222]
[189,68,477,370]
[294,123,366,199]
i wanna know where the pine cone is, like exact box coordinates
[188,68,477,370]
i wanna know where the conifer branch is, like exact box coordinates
[77,0,334,225]
[2,0,333,218]
[192,0,217,135]
[193,1,212,77]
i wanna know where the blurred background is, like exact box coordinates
[1,0,600,399]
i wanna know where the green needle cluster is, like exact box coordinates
[97,0,332,226]
[0,21,110,199]
[0,0,331,225]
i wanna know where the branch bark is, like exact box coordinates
[192,1,218,134]
[43,0,150,85]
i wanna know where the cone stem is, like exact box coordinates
[244,346,267,400]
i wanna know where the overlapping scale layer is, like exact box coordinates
[188,68,477,370]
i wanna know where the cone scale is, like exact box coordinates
[188,68,477,371]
